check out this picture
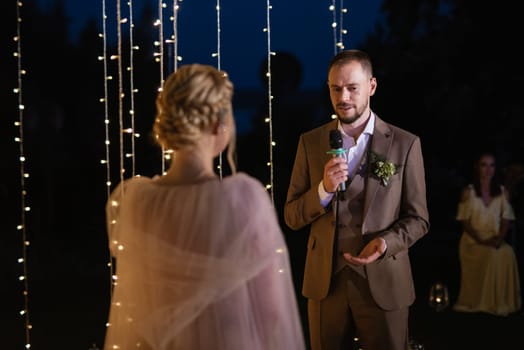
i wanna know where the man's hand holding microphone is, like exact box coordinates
[323,129,348,193]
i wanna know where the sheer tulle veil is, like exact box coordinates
[104,173,305,350]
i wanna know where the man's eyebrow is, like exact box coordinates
[328,83,358,87]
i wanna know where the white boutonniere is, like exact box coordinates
[369,152,400,186]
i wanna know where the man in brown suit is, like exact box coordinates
[284,49,430,350]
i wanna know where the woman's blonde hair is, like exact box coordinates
[153,64,236,173]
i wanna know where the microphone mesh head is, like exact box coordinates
[329,129,343,149]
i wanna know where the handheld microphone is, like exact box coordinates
[328,129,346,192]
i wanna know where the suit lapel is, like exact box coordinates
[363,116,393,221]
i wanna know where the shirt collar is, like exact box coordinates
[363,111,375,136]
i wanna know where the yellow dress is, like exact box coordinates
[454,185,521,316]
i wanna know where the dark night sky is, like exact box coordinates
[36,0,384,89]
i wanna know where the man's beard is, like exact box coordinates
[336,101,368,125]
[338,112,362,125]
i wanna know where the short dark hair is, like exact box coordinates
[328,49,373,77]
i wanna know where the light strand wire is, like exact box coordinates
[170,1,180,72]
[158,0,182,174]
[128,0,137,177]
[100,0,114,304]
[156,0,167,173]
[101,0,112,209]
[14,1,32,347]
[101,0,140,332]
[330,0,348,54]
[265,0,274,204]
[214,0,223,179]
[331,0,337,55]
[116,0,125,193]
[337,0,347,51]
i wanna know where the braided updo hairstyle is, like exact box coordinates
[153,64,236,171]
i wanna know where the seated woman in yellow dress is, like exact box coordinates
[454,151,521,316]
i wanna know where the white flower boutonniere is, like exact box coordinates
[369,152,400,186]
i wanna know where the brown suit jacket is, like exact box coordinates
[284,115,430,310]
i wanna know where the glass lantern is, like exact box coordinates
[428,281,449,312]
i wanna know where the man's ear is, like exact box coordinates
[369,77,377,96]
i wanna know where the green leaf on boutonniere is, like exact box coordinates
[369,152,400,186]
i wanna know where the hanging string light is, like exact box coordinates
[329,0,349,55]
[155,0,181,174]
[99,0,112,199]
[337,0,348,51]
[329,0,348,121]
[101,0,187,306]
[99,0,140,200]
[154,0,165,174]
[13,0,32,347]
[115,0,129,194]
[213,0,224,178]
[167,0,182,73]
[100,0,142,312]
[213,0,222,71]
[154,0,165,83]
[99,0,117,315]
[263,0,275,203]
[127,0,139,178]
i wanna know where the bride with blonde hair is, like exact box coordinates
[103,64,305,350]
